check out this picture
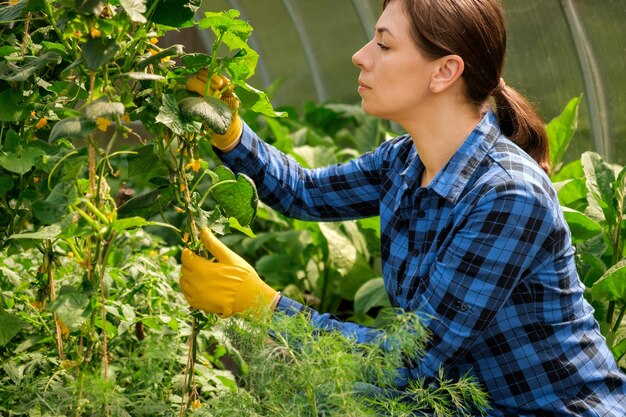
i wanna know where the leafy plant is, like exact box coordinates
[196,310,490,417]
[0,0,282,414]
[549,97,626,367]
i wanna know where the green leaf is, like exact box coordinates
[339,255,376,301]
[0,310,26,347]
[228,217,256,238]
[147,0,200,28]
[85,98,125,120]
[9,224,62,240]
[591,259,626,303]
[0,0,45,23]
[235,84,286,118]
[0,147,44,174]
[117,186,174,219]
[180,53,213,70]
[47,286,90,331]
[555,178,587,209]
[110,216,148,232]
[0,89,27,122]
[74,0,105,14]
[81,37,120,71]
[0,51,62,82]
[156,94,201,136]
[127,144,165,178]
[32,182,74,224]
[120,0,147,23]
[49,117,96,142]
[562,207,603,243]
[213,165,235,182]
[178,96,233,135]
[583,152,616,225]
[354,278,390,316]
[4,128,20,153]
[210,173,258,227]
[0,175,14,197]
[547,96,580,172]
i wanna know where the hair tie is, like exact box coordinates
[492,77,506,95]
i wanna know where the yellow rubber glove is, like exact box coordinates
[179,227,278,318]
[186,69,242,151]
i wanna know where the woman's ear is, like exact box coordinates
[429,55,465,93]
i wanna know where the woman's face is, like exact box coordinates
[352,0,434,123]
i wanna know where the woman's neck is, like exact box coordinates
[400,99,482,187]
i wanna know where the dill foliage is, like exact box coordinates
[195,310,491,417]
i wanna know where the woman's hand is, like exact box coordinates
[179,228,278,318]
[186,69,242,151]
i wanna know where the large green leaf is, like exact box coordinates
[354,278,390,316]
[0,147,44,175]
[0,310,26,347]
[117,186,174,219]
[562,207,603,243]
[612,337,626,361]
[147,0,200,28]
[0,52,62,82]
[591,259,626,303]
[32,182,74,224]
[235,84,286,118]
[82,37,120,71]
[48,286,90,331]
[155,94,201,136]
[0,89,27,122]
[339,255,376,301]
[120,0,147,23]
[85,98,125,120]
[0,175,14,197]
[210,167,258,227]
[178,96,232,135]
[49,117,96,142]
[0,0,45,23]
[319,222,357,276]
[555,178,587,210]
[583,152,616,225]
[547,96,580,172]
[9,224,62,240]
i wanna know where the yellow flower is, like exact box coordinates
[179,183,186,192]
[121,113,131,123]
[9,0,19,5]
[30,110,37,117]
[96,117,111,132]
[36,117,47,129]
[185,158,203,173]
[161,255,169,262]
[149,48,158,56]
[150,37,159,45]
[149,249,158,257]
[191,399,202,409]
[90,27,101,38]
[67,252,74,258]
[183,233,189,243]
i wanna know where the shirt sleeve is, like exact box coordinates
[215,122,383,221]
[410,180,557,379]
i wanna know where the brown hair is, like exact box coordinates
[383,0,550,173]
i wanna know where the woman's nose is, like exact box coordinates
[352,42,369,69]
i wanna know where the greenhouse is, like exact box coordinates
[1,0,626,416]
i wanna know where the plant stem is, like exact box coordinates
[612,302,626,334]
[45,241,65,360]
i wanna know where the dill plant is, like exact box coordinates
[194,310,490,417]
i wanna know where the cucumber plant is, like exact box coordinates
[0,0,281,414]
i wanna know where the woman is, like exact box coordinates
[180,0,626,414]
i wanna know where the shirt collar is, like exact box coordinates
[426,110,501,203]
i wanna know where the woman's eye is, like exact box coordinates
[377,42,390,51]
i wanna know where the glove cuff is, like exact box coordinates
[211,114,243,151]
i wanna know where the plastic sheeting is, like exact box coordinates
[186,0,626,165]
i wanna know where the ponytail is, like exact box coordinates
[492,83,551,174]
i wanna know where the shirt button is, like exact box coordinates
[417,210,426,218]
[412,249,419,257]
[460,304,468,312]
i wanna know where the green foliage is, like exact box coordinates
[194,311,490,417]
[548,98,626,367]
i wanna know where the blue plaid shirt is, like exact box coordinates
[219,111,626,416]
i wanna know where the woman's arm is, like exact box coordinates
[216,122,386,221]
